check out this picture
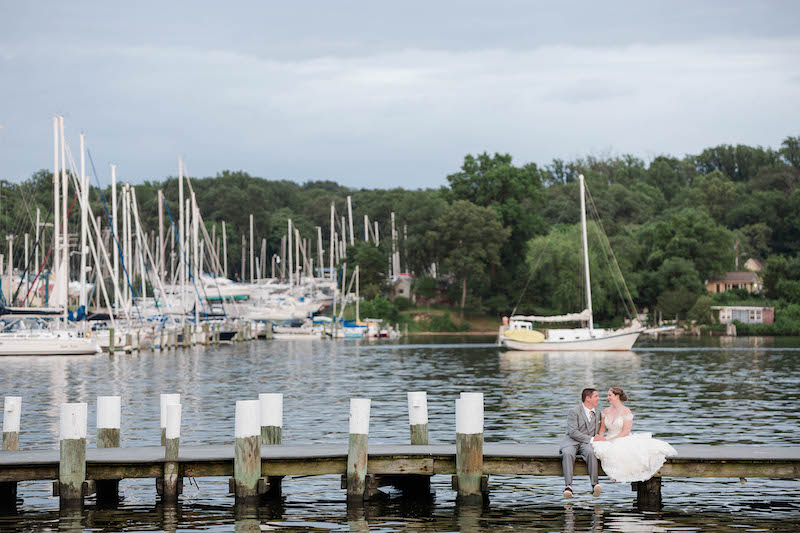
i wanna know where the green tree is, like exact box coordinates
[432,200,510,318]
[346,241,388,297]
[523,221,638,322]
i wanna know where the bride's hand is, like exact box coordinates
[594,434,604,441]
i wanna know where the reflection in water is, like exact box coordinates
[1,337,799,530]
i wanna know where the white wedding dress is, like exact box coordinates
[591,412,677,483]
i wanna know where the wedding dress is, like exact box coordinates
[591,412,677,483]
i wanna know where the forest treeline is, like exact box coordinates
[2,135,799,325]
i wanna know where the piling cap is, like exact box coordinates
[3,396,22,433]
[258,393,283,427]
[160,394,180,427]
[407,392,428,425]
[60,403,88,440]
[166,403,182,440]
[97,396,121,429]
[349,398,371,435]
[456,395,484,435]
[235,400,260,438]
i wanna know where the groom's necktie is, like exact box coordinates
[589,411,595,424]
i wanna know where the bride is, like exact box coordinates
[592,387,677,483]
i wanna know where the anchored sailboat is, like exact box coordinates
[499,174,644,351]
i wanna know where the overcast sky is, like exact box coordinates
[1,1,798,189]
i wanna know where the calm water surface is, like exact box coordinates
[0,335,799,531]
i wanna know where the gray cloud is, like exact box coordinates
[1,2,799,189]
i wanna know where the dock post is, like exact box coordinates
[160,394,180,445]
[259,393,283,498]
[346,398,371,502]
[58,403,88,509]
[233,400,266,504]
[160,403,182,503]
[108,328,115,354]
[454,393,486,504]
[96,396,121,505]
[125,333,132,353]
[203,323,209,346]
[633,477,662,510]
[408,392,429,445]
[407,391,432,494]
[1,396,21,506]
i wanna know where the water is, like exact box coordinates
[1,335,799,531]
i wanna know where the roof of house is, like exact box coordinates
[707,272,760,284]
[744,258,764,271]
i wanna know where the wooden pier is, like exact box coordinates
[1,393,798,511]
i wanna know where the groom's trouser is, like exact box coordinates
[560,443,598,487]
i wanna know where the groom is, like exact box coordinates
[560,387,602,498]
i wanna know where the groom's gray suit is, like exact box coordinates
[560,403,601,488]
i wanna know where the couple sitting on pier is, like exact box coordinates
[560,386,677,499]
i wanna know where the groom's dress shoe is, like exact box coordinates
[563,487,573,498]
[592,484,603,497]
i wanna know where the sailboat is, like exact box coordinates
[499,174,644,351]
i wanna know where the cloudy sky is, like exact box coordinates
[1,1,798,189]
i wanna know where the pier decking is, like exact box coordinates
[4,443,800,480]
[1,443,798,506]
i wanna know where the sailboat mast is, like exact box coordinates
[579,174,593,332]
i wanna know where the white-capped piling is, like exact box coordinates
[455,393,486,503]
[160,393,180,445]
[259,393,283,498]
[58,403,88,509]
[346,398,371,501]
[233,400,266,503]
[159,402,182,503]
[407,392,429,445]
[96,396,121,505]
[2,396,21,451]
[1,396,21,504]
[258,393,282,445]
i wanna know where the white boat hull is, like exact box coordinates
[502,330,642,351]
[0,336,102,356]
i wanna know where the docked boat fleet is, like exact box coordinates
[0,117,359,356]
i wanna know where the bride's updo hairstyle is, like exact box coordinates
[610,387,628,402]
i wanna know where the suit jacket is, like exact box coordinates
[560,403,601,448]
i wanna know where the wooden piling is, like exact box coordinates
[58,403,88,509]
[408,392,429,445]
[160,394,180,445]
[1,396,21,505]
[259,393,283,498]
[233,400,265,504]
[96,396,121,505]
[346,398,370,502]
[160,403,182,503]
[108,328,115,354]
[203,323,209,346]
[454,393,486,504]
[633,477,662,510]
[125,333,132,353]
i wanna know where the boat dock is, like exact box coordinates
[2,392,798,511]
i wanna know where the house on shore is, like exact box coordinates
[711,306,774,324]
[706,271,762,294]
